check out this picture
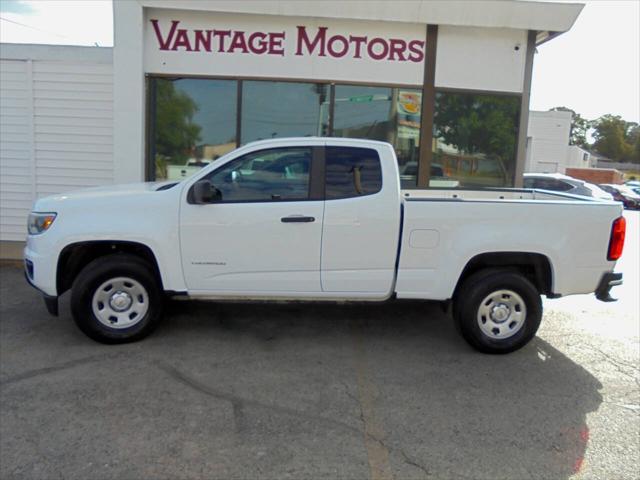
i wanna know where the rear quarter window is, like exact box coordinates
[325,146,382,199]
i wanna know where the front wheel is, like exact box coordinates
[453,269,542,354]
[70,254,163,343]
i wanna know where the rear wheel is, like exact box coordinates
[453,269,542,354]
[70,253,163,343]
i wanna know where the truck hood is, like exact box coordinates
[32,181,179,211]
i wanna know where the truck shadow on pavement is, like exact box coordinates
[156,298,603,479]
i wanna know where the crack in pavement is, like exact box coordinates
[157,362,366,439]
[0,353,124,387]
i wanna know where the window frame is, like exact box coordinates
[324,146,384,201]
[187,146,324,205]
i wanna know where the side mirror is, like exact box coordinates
[192,179,221,204]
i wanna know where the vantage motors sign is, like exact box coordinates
[144,9,426,85]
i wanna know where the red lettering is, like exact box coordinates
[150,19,179,51]
[349,35,367,58]
[228,31,248,53]
[269,32,285,56]
[172,29,193,51]
[296,26,327,56]
[407,40,425,63]
[327,34,349,58]
[194,30,212,52]
[248,32,268,54]
[388,38,407,61]
[367,38,389,60]
[213,30,231,52]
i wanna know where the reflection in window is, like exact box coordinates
[332,86,422,188]
[432,92,520,188]
[151,78,237,181]
[325,147,382,199]
[241,81,328,144]
[205,147,311,202]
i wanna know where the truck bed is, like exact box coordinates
[396,187,622,301]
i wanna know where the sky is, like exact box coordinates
[0,0,638,123]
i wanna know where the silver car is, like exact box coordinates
[523,173,613,200]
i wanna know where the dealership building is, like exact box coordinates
[0,0,583,247]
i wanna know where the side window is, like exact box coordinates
[325,147,382,200]
[554,180,575,192]
[205,147,311,202]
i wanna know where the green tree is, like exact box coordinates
[549,106,591,148]
[433,93,520,163]
[154,79,201,163]
[591,115,636,162]
[624,123,640,164]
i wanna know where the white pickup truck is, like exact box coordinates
[24,138,626,353]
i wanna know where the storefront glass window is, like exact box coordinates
[241,81,329,144]
[332,85,422,188]
[151,78,237,181]
[432,91,520,188]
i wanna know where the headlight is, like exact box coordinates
[28,212,57,235]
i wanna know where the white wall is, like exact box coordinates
[0,45,113,241]
[435,25,527,93]
[525,110,591,174]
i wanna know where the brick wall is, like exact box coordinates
[565,168,624,185]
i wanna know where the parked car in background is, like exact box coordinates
[523,173,613,200]
[600,184,640,210]
[399,162,460,188]
[167,158,213,180]
[624,180,640,196]
[599,184,629,205]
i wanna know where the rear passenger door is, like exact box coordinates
[320,145,401,295]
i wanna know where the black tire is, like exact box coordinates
[70,253,163,344]
[453,269,542,354]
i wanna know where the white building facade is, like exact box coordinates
[0,45,113,242]
[0,0,583,245]
[525,110,593,174]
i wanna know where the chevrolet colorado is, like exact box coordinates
[24,138,626,353]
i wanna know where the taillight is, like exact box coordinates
[607,216,626,261]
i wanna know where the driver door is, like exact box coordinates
[179,146,324,294]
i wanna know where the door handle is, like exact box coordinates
[281,215,315,223]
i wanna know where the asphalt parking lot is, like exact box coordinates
[1,212,638,480]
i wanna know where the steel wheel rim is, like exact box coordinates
[91,277,149,329]
[477,289,527,340]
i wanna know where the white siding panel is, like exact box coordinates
[35,116,112,128]
[36,167,113,180]
[33,62,112,76]
[35,142,112,153]
[35,124,112,136]
[34,81,113,93]
[33,90,113,102]
[0,174,31,185]
[35,133,113,145]
[1,123,30,135]
[0,61,27,73]
[37,159,113,170]
[36,150,112,162]
[33,72,112,84]
[0,51,114,242]
[34,98,112,111]
[0,81,30,92]
[0,59,31,241]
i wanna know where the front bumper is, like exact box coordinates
[595,272,623,302]
[24,265,59,316]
